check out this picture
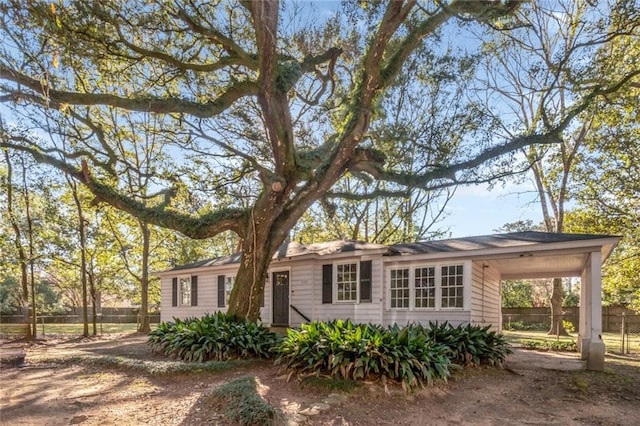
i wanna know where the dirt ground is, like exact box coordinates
[1,334,640,425]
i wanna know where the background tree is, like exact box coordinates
[2,1,637,321]
[478,0,639,334]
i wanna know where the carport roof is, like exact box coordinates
[391,231,618,254]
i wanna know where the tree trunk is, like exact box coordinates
[3,149,33,339]
[89,271,97,336]
[137,220,151,333]
[69,179,89,337]
[548,277,569,336]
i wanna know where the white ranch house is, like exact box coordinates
[157,231,620,370]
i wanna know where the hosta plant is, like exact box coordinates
[426,322,512,367]
[148,312,279,362]
[274,319,452,390]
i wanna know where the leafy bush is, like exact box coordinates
[520,339,577,352]
[426,322,512,367]
[274,319,452,390]
[208,376,281,426]
[562,320,576,333]
[147,312,279,362]
[506,321,549,331]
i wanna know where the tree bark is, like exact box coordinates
[2,149,33,339]
[69,178,89,337]
[548,277,569,336]
[138,220,151,333]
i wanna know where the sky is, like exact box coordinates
[438,180,543,238]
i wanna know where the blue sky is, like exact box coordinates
[439,180,542,238]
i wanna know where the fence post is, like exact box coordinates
[621,312,626,353]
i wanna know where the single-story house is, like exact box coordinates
[157,231,620,370]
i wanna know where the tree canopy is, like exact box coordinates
[1,0,638,320]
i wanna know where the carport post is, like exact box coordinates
[578,268,591,360]
[586,251,605,371]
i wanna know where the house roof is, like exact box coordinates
[391,231,618,254]
[168,239,389,272]
[162,231,620,275]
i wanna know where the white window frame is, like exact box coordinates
[414,266,436,309]
[390,268,410,309]
[387,262,468,311]
[224,275,236,305]
[440,264,464,309]
[334,262,359,303]
[179,276,191,306]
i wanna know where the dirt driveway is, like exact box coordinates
[1,334,639,425]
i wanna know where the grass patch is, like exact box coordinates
[503,330,640,354]
[208,376,281,426]
[42,353,253,376]
[0,323,155,336]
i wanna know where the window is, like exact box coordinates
[225,276,235,305]
[179,276,191,306]
[441,265,464,308]
[336,263,357,301]
[388,264,465,310]
[415,267,435,308]
[390,269,410,308]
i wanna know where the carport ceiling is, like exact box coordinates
[484,252,590,280]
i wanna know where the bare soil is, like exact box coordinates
[1,334,640,425]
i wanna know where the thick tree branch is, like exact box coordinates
[0,65,258,118]
[0,139,248,239]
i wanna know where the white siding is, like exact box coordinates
[312,256,383,324]
[160,271,218,322]
[470,261,502,331]
[160,266,270,325]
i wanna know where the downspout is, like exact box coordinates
[482,263,489,324]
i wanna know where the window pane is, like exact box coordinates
[390,268,409,309]
[337,264,357,302]
[180,277,191,306]
[441,264,464,308]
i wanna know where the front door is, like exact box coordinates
[272,271,290,326]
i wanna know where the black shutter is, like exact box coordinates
[217,275,225,308]
[260,279,265,307]
[172,277,178,307]
[360,260,372,303]
[191,275,198,306]
[322,264,332,304]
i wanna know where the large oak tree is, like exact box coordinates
[1,0,632,320]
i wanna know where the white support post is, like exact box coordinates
[587,251,605,371]
[578,268,591,359]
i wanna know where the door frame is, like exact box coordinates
[271,268,291,326]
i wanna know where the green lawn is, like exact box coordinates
[503,330,640,354]
[0,322,157,336]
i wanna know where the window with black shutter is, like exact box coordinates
[191,275,198,306]
[217,275,225,307]
[172,277,178,307]
[322,264,332,304]
[359,260,372,303]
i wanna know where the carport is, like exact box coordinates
[474,232,621,371]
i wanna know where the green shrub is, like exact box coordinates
[562,320,576,333]
[520,339,577,352]
[147,312,280,362]
[208,376,281,426]
[274,320,452,390]
[426,322,512,367]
